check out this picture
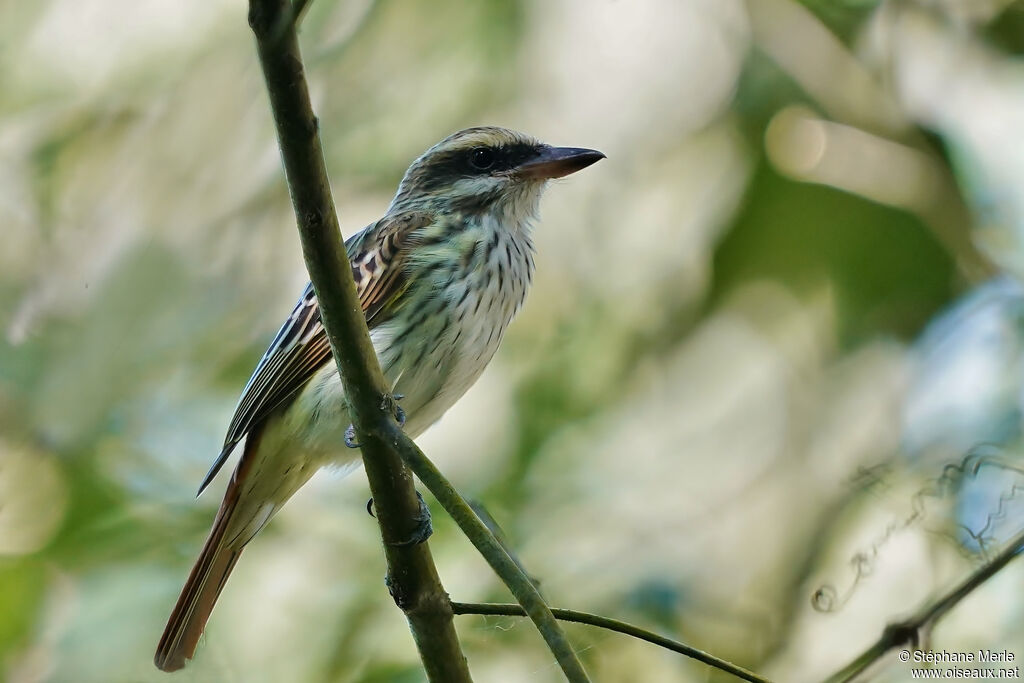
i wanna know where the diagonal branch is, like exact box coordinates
[452,602,773,683]
[246,2,590,681]
[248,2,468,681]
[826,526,1024,682]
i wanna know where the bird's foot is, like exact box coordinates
[345,393,405,449]
[390,491,433,546]
[365,491,433,546]
[344,424,361,449]
[382,392,406,427]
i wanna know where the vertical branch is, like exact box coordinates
[247,3,470,681]
[246,2,591,682]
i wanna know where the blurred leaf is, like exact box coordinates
[712,162,956,344]
[985,1,1024,54]
[734,50,819,143]
[799,0,883,44]
[0,560,45,670]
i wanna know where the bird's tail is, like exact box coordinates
[154,488,245,672]
[154,428,272,673]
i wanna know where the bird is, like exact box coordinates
[154,127,604,671]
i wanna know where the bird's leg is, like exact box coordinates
[351,390,427,544]
[390,490,433,546]
[365,491,433,546]
[344,424,361,449]
[381,392,406,427]
[345,393,406,449]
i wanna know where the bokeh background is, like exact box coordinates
[3,0,1024,681]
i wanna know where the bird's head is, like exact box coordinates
[389,127,604,220]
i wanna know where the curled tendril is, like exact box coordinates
[851,551,872,578]
[812,444,1024,613]
[811,544,879,613]
[811,585,838,612]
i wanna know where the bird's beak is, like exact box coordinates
[514,146,605,180]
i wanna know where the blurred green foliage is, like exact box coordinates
[3,1,1024,682]
[714,162,955,344]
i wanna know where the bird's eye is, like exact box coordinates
[469,147,496,171]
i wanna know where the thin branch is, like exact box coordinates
[271,0,314,43]
[826,527,1024,682]
[382,421,592,682]
[246,2,591,681]
[247,3,469,681]
[452,602,773,683]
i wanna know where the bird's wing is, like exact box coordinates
[196,211,433,495]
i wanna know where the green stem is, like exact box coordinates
[383,423,592,682]
[452,602,773,683]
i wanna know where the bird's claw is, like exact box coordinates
[388,490,433,547]
[382,393,406,427]
[346,394,406,449]
[344,423,361,449]
[365,491,432,545]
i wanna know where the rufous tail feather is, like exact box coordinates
[154,432,261,672]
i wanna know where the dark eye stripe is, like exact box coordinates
[500,143,538,169]
[404,141,540,196]
[434,143,538,177]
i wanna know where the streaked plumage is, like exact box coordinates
[155,127,603,671]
